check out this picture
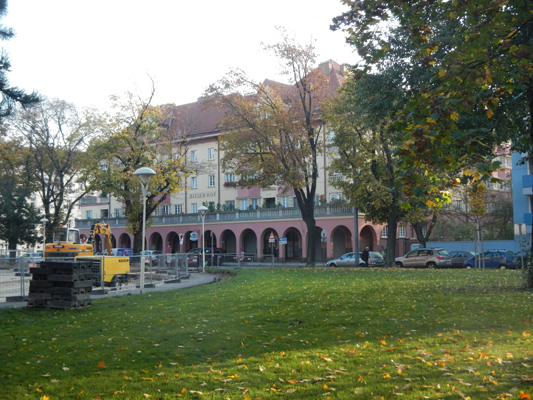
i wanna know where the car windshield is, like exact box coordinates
[437,250,450,256]
[370,252,383,259]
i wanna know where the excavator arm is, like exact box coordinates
[87,223,113,255]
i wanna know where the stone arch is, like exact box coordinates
[166,231,180,253]
[283,228,302,261]
[240,229,257,259]
[118,233,132,249]
[331,225,352,258]
[261,228,279,259]
[204,230,218,249]
[149,232,163,251]
[360,225,378,251]
[185,230,200,252]
[221,230,236,254]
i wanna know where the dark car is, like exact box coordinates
[187,248,225,267]
[359,251,385,267]
[463,250,517,269]
[395,247,452,268]
[448,250,475,268]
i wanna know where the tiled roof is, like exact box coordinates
[165,60,347,138]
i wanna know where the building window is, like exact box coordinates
[114,208,121,217]
[174,204,182,214]
[208,148,215,161]
[281,196,290,208]
[330,193,344,201]
[161,205,169,215]
[240,199,247,210]
[191,176,198,189]
[329,173,343,183]
[224,200,235,211]
[251,198,258,210]
[191,150,197,162]
[381,226,388,238]
[191,203,198,213]
[398,226,406,238]
[86,210,93,219]
[208,175,215,187]
[100,210,108,218]
[225,173,235,183]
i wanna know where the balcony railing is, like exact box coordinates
[74,205,355,229]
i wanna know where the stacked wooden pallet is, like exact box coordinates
[28,260,93,309]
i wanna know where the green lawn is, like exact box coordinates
[1,268,532,400]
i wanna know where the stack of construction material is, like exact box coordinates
[28,260,93,309]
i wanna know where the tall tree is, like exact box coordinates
[326,64,453,263]
[9,98,93,239]
[0,140,39,255]
[84,86,189,253]
[206,33,331,267]
[332,0,532,198]
[326,72,406,265]
[0,0,39,119]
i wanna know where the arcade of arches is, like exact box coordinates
[86,218,386,262]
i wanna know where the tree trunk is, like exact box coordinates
[304,215,317,267]
[295,190,317,267]
[133,231,143,255]
[385,217,398,267]
[8,238,18,259]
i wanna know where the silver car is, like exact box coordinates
[326,252,364,267]
[395,247,452,268]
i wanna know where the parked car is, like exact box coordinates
[395,247,452,268]
[141,250,162,266]
[448,250,475,268]
[463,250,517,269]
[21,252,43,264]
[187,248,225,267]
[513,250,531,269]
[359,251,385,267]
[326,252,364,267]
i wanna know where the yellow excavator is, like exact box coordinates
[44,224,93,258]
[44,223,130,287]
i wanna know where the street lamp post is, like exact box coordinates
[40,217,49,260]
[133,167,156,293]
[198,205,208,273]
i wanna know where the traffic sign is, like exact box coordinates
[190,232,198,241]
[268,231,275,243]
[279,237,287,245]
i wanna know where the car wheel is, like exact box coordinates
[329,263,337,268]
[499,264,507,269]
[395,262,403,268]
[427,262,436,269]
[465,263,473,269]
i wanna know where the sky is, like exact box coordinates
[2,0,357,112]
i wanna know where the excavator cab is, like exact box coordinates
[45,225,94,258]
[52,226,80,243]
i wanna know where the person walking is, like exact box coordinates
[361,246,370,267]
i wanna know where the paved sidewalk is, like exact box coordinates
[0,273,220,309]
